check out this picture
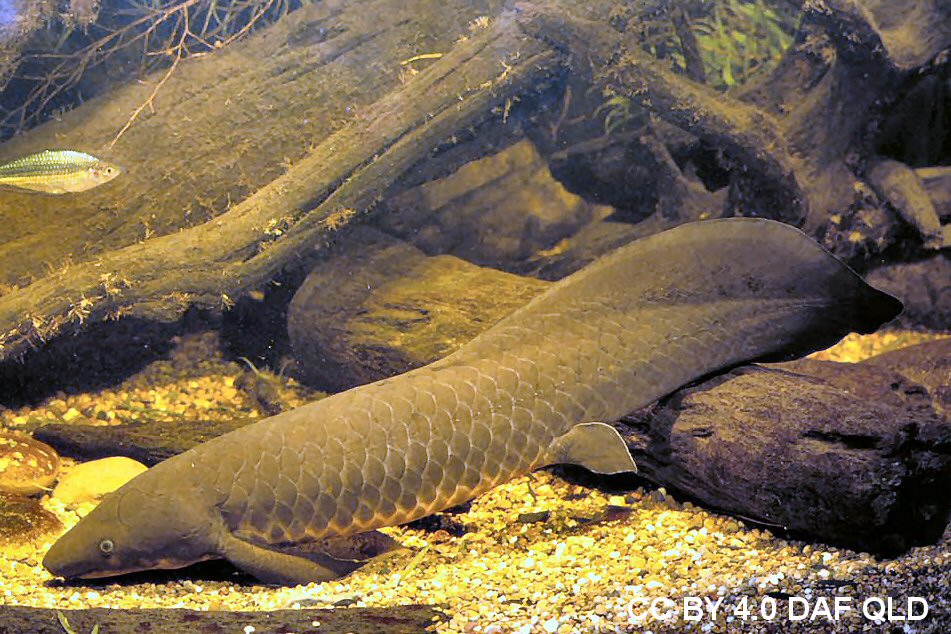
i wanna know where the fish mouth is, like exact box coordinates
[73,566,153,579]
[42,541,98,580]
[42,555,93,580]
[46,563,154,580]
[43,546,214,580]
[76,557,208,578]
[41,537,120,580]
[45,557,182,580]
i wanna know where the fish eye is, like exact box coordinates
[99,539,114,555]
[103,166,115,176]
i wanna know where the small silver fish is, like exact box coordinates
[0,150,120,194]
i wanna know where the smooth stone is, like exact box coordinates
[52,457,149,505]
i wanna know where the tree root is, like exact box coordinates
[2,0,950,362]
[0,11,558,361]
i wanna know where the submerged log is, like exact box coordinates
[0,605,443,634]
[0,7,558,361]
[617,362,950,555]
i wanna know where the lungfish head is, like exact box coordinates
[44,468,218,579]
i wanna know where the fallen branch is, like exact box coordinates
[0,12,558,361]
[617,358,950,555]
[0,605,443,634]
[0,0,508,292]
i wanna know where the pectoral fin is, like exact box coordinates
[220,530,404,585]
[547,422,637,474]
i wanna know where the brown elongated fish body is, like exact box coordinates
[43,219,901,584]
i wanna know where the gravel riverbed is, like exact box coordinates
[0,330,947,633]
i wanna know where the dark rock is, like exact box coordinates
[517,510,551,524]
[568,506,631,527]
[287,227,548,391]
[601,505,634,523]
[405,513,469,537]
[377,139,611,272]
[333,598,358,608]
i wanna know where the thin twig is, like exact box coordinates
[110,21,187,147]
[2,0,302,136]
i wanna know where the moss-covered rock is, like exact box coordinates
[0,494,62,546]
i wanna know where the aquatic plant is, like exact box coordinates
[56,610,99,634]
[0,0,313,139]
[598,0,798,133]
[692,0,797,88]
[639,0,797,88]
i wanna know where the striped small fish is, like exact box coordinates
[0,150,120,194]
